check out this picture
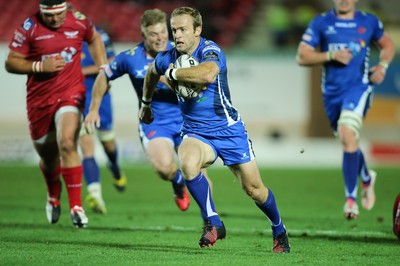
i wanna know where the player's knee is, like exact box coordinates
[97,130,116,142]
[337,110,362,139]
[243,184,265,202]
[180,161,201,180]
[58,137,77,154]
[154,163,175,181]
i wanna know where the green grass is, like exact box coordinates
[0,164,399,265]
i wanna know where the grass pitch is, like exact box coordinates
[0,164,399,265]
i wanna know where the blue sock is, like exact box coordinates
[185,172,222,226]
[82,157,100,185]
[255,189,285,237]
[171,170,185,186]
[105,148,121,178]
[343,151,359,199]
[358,149,370,184]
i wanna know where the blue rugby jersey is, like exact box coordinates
[154,37,241,133]
[301,10,384,95]
[104,41,181,125]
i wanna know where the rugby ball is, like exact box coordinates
[174,54,200,99]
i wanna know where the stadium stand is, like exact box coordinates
[0,0,259,48]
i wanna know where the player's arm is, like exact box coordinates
[138,62,160,124]
[296,42,352,66]
[82,55,115,76]
[87,29,108,67]
[174,61,219,85]
[369,33,395,84]
[5,50,65,74]
[84,70,109,134]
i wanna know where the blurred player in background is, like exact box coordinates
[68,0,127,215]
[296,0,395,219]
[137,7,290,252]
[394,193,400,240]
[84,9,194,214]
[79,26,127,214]
[4,0,108,228]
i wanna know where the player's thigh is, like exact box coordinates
[179,137,216,169]
[55,108,81,144]
[146,137,176,169]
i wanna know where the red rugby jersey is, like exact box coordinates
[8,10,94,108]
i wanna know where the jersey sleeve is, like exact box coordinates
[301,16,322,49]
[72,11,95,42]
[103,50,131,81]
[200,43,222,67]
[8,17,34,57]
[154,51,171,75]
[369,14,384,42]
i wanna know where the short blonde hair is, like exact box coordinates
[141,8,167,33]
[171,7,202,30]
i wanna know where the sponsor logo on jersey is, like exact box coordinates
[378,20,383,29]
[110,61,117,70]
[42,48,77,63]
[335,22,357,28]
[60,47,77,63]
[204,51,219,61]
[328,43,347,51]
[73,11,87,20]
[64,31,79,39]
[147,130,156,138]
[22,18,34,31]
[302,33,312,42]
[13,31,26,44]
[203,45,221,53]
[35,34,55,41]
[325,26,337,35]
[104,64,113,77]
[357,26,366,34]
[241,152,249,160]
[11,42,22,48]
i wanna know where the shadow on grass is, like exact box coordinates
[1,221,397,245]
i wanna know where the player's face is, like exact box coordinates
[41,11,67,29]
[332,0,357,15]
[143,23,169,56]
[171,14,201,54]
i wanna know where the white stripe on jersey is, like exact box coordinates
[217,75,240,126]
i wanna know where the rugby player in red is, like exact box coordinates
[5,0,107,228]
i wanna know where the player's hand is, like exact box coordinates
[164,64,178,88]
[42,56,65,72]
[84,111,101,134]
[332,49,352,65]
[138,105,154,124]
[368,64,386,85]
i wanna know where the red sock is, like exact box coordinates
[39,161,61,199]
[61,165,83,209]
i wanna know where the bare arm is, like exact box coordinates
[5,50,65,74]
[86,29,108,67]
[138,62,161,124]
[175,61,219,85]
[81,55,114,76]
[296,42,352,66]
[83,70,109,133]
[369,33,395,84]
